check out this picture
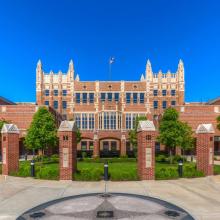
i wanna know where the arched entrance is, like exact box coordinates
[99,138,120,157]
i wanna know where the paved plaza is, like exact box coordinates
[0,175,220,220]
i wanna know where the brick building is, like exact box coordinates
[36,59,186,156]
[0,59,220,157]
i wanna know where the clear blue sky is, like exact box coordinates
[0,0,219,102]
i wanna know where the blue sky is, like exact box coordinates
[0,0,219,102]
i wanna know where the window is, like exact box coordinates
[89,93,94,103]
[171,90,176,96]
[62,90,67,96]
[107,93,112,101]
[89,114,95,129]
[81,141,87,151]
[89,141,94,150]
[62,101,67,109]
[82,93,87,103]
[101,93,105,101]
[53,101,58,109]
[171,100,176,106]
[76,93,80,103]
[153,101,158,109]
[133,93,137,104]
[162,101,167,109]
[98,112,121,130]
[126,113,132,129]
[126,93,131,103]
[140,93,144,103]
[114,93,119,102]
[162,90,166,96]
[63,135,68,141]
[153,90,158,96]
[44,101,49,106]
[82,113,88,129]
[54,90,58,96]
[75,113,81,129]
[45,90,49,96]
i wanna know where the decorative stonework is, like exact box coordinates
[58,120,78,132]
[1,124,19,134]
[196,123,214,134]
[137,120,156,132]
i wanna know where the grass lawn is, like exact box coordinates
[1,160,220,181]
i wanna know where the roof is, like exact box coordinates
[137,120,156,132]
[0,96,15,105]
[206,97,220,105]
[58,120,78,132]
[1,124,19,134]
[196,124,215,134]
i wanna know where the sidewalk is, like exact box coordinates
[0,175,220,220]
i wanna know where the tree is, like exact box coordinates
[157,108,194,163]
[128,115,147,152]
[217,115,220,131]
[24,107,58,155]
[0,118,10,130]
[69,118,82,144]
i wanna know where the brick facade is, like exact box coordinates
[58,121,77,180]
[137,121,156,180]
[196,124,215,176]
[1,124,19,175]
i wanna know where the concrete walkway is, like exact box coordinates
[1,175,220,220]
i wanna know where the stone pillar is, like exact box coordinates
[58,120,77,180]
[175,147,182,156]
[137,120,156,180]
[196,124,214,176]
[120,134,126,156]
[93,132,99,158]
[1,124,20,175]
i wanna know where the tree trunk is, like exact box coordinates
[169,148,173,164]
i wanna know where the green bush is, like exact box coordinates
[156,167,179,180]
[183,164,204,178]
[74,168,103,181]
[36,165,59,180]
[156,155,167,163]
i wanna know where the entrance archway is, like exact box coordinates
[99,138,120,157]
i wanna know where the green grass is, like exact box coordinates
[2,160,220,181]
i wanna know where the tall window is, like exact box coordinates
[99,112,120,130]
[89,114,95,129]
[53,101,58,109]
[89,93,94,103]
[45,90,49,96]
[114,93,119,102]
[126,93,131,104]
[162,101,167,109]
[54,90,58,96]
[44,101,49,106]
[75,113,81,129]
[133,93,137,104]
[101,93,105,101]
[76,93,80,103]
[82,93,87,103]
[126,113,132,129]
[171,90,176,96]
[162,90,167,96]
[153,90,158,96]
[62,101,67,109]
[140,93,144,103]
[126,113,138,129]
[153,101,158,109]
[82,113,88,129]
[107,93,112,101]
[62,90,67,96]
[171,100,176,106]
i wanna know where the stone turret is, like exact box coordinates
[145,59,153,82]
[68,59,74,81]
[177,59,184,82]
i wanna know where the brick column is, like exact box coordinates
[93,132,99,158]
[137,120,156,180]
[58,120,77,180]
[1,124,20,175]
[120,134,126,156]
[196,123,214,176]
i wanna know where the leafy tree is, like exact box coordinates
[128,115,147,152]
[157,108,194,163]
[24,107,58,155]
[217,115,220,131]
[0,118,10,130]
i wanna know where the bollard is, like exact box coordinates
[104,162,109,181]
[30,160,35,177]
[178,159,183,177]
[25,153,27,161]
